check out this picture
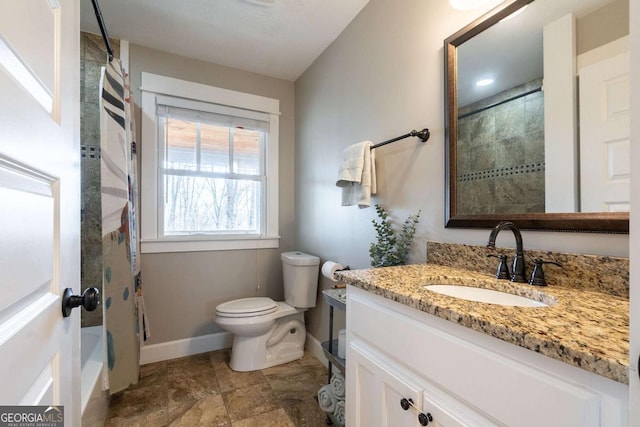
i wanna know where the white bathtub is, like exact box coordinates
[81,326,110,427]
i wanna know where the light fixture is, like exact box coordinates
[476,78,494,87]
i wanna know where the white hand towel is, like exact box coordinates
[317,384,337,413]
[333,400,346,426]
[336,141,377,208]
[330,372,346,399]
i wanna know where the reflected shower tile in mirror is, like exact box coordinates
[495,136,525,168]
[469,114,495,145]
[467,179,496,215]
[470,146,495,171]
[524,130,545,163]
[524,91,544,134]
[495,99,525,140]
[456,180,474,214]
[495,174,527,206]
[495,204,526,214]
[457,117,471,149]
[525,170,546,207]
[527,203,545,213]
[457,149,471,175]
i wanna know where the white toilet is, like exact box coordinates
[215,251,320,372]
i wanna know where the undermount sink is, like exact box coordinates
[424,284,549,307]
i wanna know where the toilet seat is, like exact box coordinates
[216,297,278,318]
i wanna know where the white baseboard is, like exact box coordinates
[140,332,233,365]
[305,332,329,368]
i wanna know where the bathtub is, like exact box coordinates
[81,326,110,427]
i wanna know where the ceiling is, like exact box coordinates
[457,0,617,107]
[80,0,370,81]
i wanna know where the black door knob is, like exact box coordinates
[62,287,101,317]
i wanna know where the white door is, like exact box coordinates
[579,52,631,212]
[0,0,81,425]
[629,0,640,422]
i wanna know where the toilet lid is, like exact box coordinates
[216,297,278,318]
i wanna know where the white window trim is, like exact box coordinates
[140,72,280,253]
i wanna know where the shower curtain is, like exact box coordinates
[100,57,145,393]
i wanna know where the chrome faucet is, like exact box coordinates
[487,221,527,283]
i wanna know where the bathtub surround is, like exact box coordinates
[80,32,120,328]
[81,326,110,427]
[456,78,545,215]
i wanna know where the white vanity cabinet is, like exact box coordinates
[346,286,628,426]
[350,339,493,426]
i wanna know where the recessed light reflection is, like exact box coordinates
[476,79,494,87]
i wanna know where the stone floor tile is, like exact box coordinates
[265,371,321,406]
[167,352,214,376]
[230,408,294,427]
[214,363,269,394]
[168,366,220,403]
[108,383,167,420]
[261,359,310,378]
[107,350,328,427]
[222,383,280,422]
[105,406,167,427]
[169,394,230,427]
[282,397,328,426]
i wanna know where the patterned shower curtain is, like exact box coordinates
[100,58,144,393]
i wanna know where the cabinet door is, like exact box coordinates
[349,341,424,427]
[422,390,502,427]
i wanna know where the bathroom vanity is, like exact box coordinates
[338,244,629,426]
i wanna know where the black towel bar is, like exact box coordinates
[370,128,430,150]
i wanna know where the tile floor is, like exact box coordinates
[105,349,330,426]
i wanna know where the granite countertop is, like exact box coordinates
[337,263,629,384]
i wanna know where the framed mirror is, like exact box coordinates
[444,0,629,233]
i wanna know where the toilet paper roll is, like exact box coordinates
[321,261,344,282]
[338,329,346,359]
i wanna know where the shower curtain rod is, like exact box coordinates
[91,0,114,62]
[458,87,542,120]
[371,128,430,150]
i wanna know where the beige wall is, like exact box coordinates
[295,0,630,343]
[129,44,295,344]
[577,0,629,55]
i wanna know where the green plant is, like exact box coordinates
[369,204,421,267]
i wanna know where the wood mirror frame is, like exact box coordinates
[444,0,628,233]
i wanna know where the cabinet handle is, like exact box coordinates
[400,398,434,426]
[400,398,413,411]
[418,412,433,426]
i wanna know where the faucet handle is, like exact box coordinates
[529,258,562,286]
[487,254,510,280]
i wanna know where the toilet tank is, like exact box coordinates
[281,251,320,308]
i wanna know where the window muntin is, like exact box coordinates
[158,104,267,237]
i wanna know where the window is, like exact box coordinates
[140,73,279,253]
